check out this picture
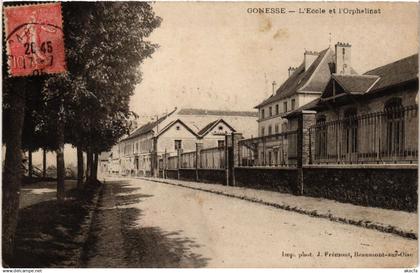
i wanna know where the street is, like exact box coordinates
[82,178,417,267]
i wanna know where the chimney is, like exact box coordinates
[335,42,351,74]
[304,50,318,70]
[288,67,297,77]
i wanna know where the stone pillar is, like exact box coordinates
[231,132,243,187]
[163,149,167,179]
[151,137,158,177]
[225,134,231,186]
[296,110,317,195]
[177,148,183,180]
[195,142,203,181]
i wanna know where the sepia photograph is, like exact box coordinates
[1,0,419,270]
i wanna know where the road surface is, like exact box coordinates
[82,178,417,267]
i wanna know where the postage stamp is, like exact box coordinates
[4,3,66,77]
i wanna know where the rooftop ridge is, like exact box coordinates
[364,53,418,75]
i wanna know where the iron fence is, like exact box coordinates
[200,147,225,169]
[238,130,298,167]
[309,105,418,164]
[167,155,178,170]
[180,151,196,169]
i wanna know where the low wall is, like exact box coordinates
[302,166,418,212]
[197,169,226,185]
[179,169,196,181]
[234,167,297,194]
[166,169,178,180]
[162,165,417,212]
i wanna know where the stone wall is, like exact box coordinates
[302,166,418,212]
[166,169,178,180]
[234,167,297,193]
[197,169,226,185]
[179,169,196,181]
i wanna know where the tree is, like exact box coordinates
[3,1,161,261]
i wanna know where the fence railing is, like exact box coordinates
[181,151,196,169]
[167,155,178,170]
[238,130,298,167]
[309,105,418,164]
[200,147,225,169]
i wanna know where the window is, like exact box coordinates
[218,125,223,130]
[261,127,265,136]
[269,106,272,117]
[283,101,288,112]
[268,125,272,135]
[291,99,296,110]
[275,124,279,133]
[275,104,279,115]
[261,109,265,119]
[176,126,180,130]
[384,98,404,156]
[218,140,225,148]
[174,140,182,150]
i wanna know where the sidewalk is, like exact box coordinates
[9,180,101,267]
[142,177,417,240]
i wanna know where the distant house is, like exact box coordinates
[252,42,359,166]
[284,53,419,164]
[255,42,358,138]
[106,108,258,176]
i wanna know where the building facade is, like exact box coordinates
[299,53,419,164]
[105,108,258,176]
[252,42,358,166]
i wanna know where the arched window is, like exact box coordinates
[384,98,404,157]
[315,115,327,159]
[343,108,358,157]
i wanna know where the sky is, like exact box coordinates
[130,1,418,118]
[30,1,418,167]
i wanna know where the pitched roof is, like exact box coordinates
[156,119,198,138]
[177,108,258,117]
[364,53,418,93]
[281,98,320,118]
[256,48,331,108]
[122,109,176,141]
[331,74,380,94]
[197,120,219,136]
[197,119,236,136]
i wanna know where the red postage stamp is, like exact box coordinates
[4,3,67,77]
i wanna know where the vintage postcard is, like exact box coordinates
[1,1,418,270]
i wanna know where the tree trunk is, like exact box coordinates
[2,84,26,263]
[92,153,99,181]
[77,146,84,189]
[42,148,47,178]
[28,150,33,181]
[56,98,65,202]
[86,147,92,183]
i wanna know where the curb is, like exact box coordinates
[75,183,104,267]
[143,177,417,240]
